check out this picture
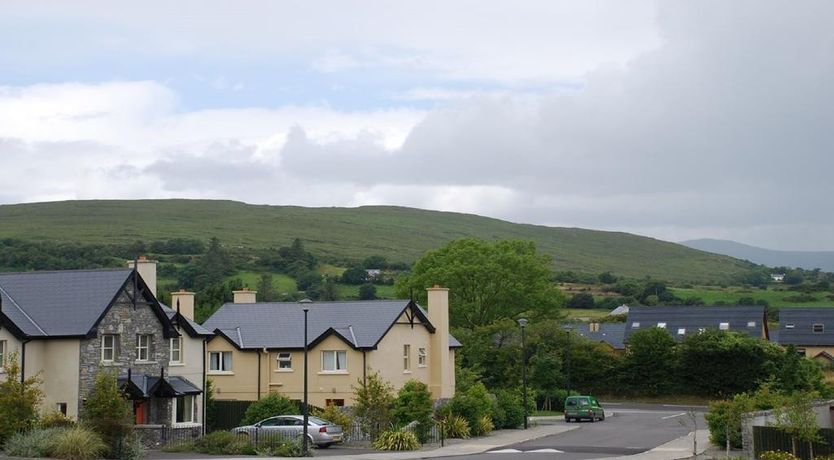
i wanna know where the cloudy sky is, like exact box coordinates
[1,1,832,250]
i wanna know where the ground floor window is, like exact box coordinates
[175,395,194,424]
[325,399,345,407]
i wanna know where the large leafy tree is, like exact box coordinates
[396,238,564,328]
[622,327,678,395]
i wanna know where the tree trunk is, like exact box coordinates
[791,437,797,458]
[809,440,814,460]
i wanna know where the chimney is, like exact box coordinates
[127,256,157,297]
[427,285,452,399]
[171,289,195,321]
[233,287,257,304]
[590,322,600,332]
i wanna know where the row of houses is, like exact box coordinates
[576,305,834,365]
[0,258,458,436]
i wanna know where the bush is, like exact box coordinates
[493,389,526,429]
[313,405,354,436]
[121,435,147,460]
[475,415,494,435]
[0,351,44,444]
[393,380,434,443]
[705,384,787,448]
[81,371,133,457]
[254,438,308,457]
[241,392,299,425]
[759,451,799,460]
[447,382,493,436]
[441,415,471,439]
[353,372,395,441]
[3,427,65,457]
[373,431,421,451]
[50,426,108,460]
[40,411,76,429]
[193,431,256,455]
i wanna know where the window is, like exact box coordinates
[321,350,347,372]
[170,337,182,364]
[277,352,292,370]
[326,399,345,407]
[418,348,427,367]
[101,335,117,362]
[719,322,730,330]
[813,323,825,333]
[698,328,706,333]
[632,322,640,328]
[56,403,67,416]
[0,340,6,369]
[786,323,795,329]
[209,351,233,372]
[657,322,667,328]
[136,334,152,361]
[747,321,756,327]
[175,395,194,424]
[677,328,686,335]
[403,344,411,371]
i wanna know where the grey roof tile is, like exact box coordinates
[777,308,834,346]
[573,323,626,349]
[623,305,767,343]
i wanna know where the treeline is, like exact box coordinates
[456,321,828,410]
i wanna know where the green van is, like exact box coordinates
[564,395,605,422]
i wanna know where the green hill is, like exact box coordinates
[0,199,757,283]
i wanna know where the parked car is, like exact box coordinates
[564,395,605,422]
[231,415,344,447]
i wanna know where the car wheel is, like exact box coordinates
[319,443,332,449]
[600,413,605,421]
[564,417,570,423]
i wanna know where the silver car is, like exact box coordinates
[232,415,344,447]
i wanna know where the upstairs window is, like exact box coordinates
[813,324,825,333]
[277,352,292,370]
[747,321,757,327]
[101,335,117,362]
[170,337,182,364]
[657,322,667,329]
[786,323,796,329]
[677,328,686,335]
[632,322,641,328]
[403,344,411,371]
[209,351,233,372]
[136,334,152,361]
[418,348,427,367]
[321,350,347,372]
[719,322,730,330]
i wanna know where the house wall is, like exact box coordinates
[167,332,205,426]
[366,314,431,390]
[0,328,22,383]
[206,335,260,401]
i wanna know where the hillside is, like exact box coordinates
[682,239,834,272]
[0,200,758,283]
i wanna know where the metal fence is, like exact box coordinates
[209,400,253,431]
[753,426,834,460]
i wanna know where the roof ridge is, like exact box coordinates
[0,267,131,276]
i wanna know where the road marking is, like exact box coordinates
[662,412,687,420]
[662,404,707,408]
[489,449,522,454]
[528,449,564,453]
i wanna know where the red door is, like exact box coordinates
[134,401,146,424]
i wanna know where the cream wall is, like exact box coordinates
[0,329,22,383]
[367,314,431,390]
[207,336,260,401]
[168,334,205,425]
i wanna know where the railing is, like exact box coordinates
[753,426,834,460]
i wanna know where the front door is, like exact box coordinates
[134,401,147,424]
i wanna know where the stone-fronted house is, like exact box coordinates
[0,258,210,433]
[776,308,834,366]
[202,286,460,407]
[623,305,769,343]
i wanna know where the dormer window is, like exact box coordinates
[657,322,667,329]
[677,328,686,335]
[747,321,756,327]
[719,322,730,330]
[813,324,824,333]
[632,322,641,328]
[786,323,795,329]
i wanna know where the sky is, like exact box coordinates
[1,1,833,251]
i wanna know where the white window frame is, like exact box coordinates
[170,337,183,364]
[174,395,195,424]
[208,351,233,373]
[277,352,293,371]
[403,344,411,372]
[657,322,667,329]
[136,334,151,362]
[786,323,795,329]
[747,321,756,327]
[321,350,347,372]
[417,347,427,367]
[813,323,825,333]
[101,335,116,362]
[719,322,730,330]
[632,322,640,328]
[677,328,686,335]
[0,340,6,369]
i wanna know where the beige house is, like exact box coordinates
[777,308,834,370]
[0,258,210,437]
[202,286,459,407]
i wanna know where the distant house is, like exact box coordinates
[771,273,785,282]
[365,269,382,280]
[0,258,210,436]
[608,305,629,317]
[623,305,769,343]
[202,286,460,407]
[776,308,834,365]
[573,322,626,351]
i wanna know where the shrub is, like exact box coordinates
[50,426,108,460]
[373,431,420,451]
[393,380,434,443]
[448,382,493,435]
[0,351,44,444]
[121,435,147,460]
[40,411,76,429]
[241,392,299,425]
[81,371,133,457]
[253,438,308,457]
[705,384,787,448]
[313,405,354,436]
[493,389,525,429]
[194,431,255,455]
[3,427,65,457]
[759,451,800,460]
[476,415,494,435]
[441,415,471,439]
[353,372,395,440]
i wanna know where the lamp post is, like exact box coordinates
[563,325,574,396]
[300,299,311,455]
[517,318,529,429]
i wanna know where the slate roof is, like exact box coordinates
[623,305,767,343]
[777,308,834,346]
[119,373,202,399]
[0,268,133,337]
[203,300,462,350]
[160,303,213,337]
[573,323,626,350]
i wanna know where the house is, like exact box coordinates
[623,305,769,343]
[776,308,834,365]
[771,273,785,282]
[573,322,626,351]
[608,305,630,317]
[0,257,210,437]
[202,286,460,407]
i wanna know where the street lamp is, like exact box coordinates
[517,318,529,429]
[300,299,311,455]
[563,325,574,396]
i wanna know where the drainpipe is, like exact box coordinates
[21,339,30,385]
[362,350,367,386]
[202,338,207,435]
[257,350,262,399]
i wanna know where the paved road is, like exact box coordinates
[448,404,705,460]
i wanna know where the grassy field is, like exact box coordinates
[563,308,612,319]
[670,286,834,307]
[233,271,399,300]
[0,199,759,283]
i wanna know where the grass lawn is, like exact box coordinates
[670,286,834,307]
[234,271,297,295]
[563,308,611,320]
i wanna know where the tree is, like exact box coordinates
[393,380,434,442]
[598,272,618,284]
[363,255,388,269]
[256,273,278,302]
[772,391,821,458]
[359,283,377,300]
[566,292,595,309]
[82,371,133,456]
[353,372,395,441]
[296,270,322,292]
[341,266,368,285]
[0,351,44,444]
[622,328,678,395]
[241,392,299,425]
[396,238,564,328]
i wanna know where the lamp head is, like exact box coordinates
[517,318,528,328]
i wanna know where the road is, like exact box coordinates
[449,403,705,460]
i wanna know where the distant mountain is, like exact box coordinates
[681,239,834,272]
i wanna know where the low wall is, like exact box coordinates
[741,400,834,459]
[135,424,203,448]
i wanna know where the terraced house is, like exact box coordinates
[202,286,460,407]
[0,258,210,435]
